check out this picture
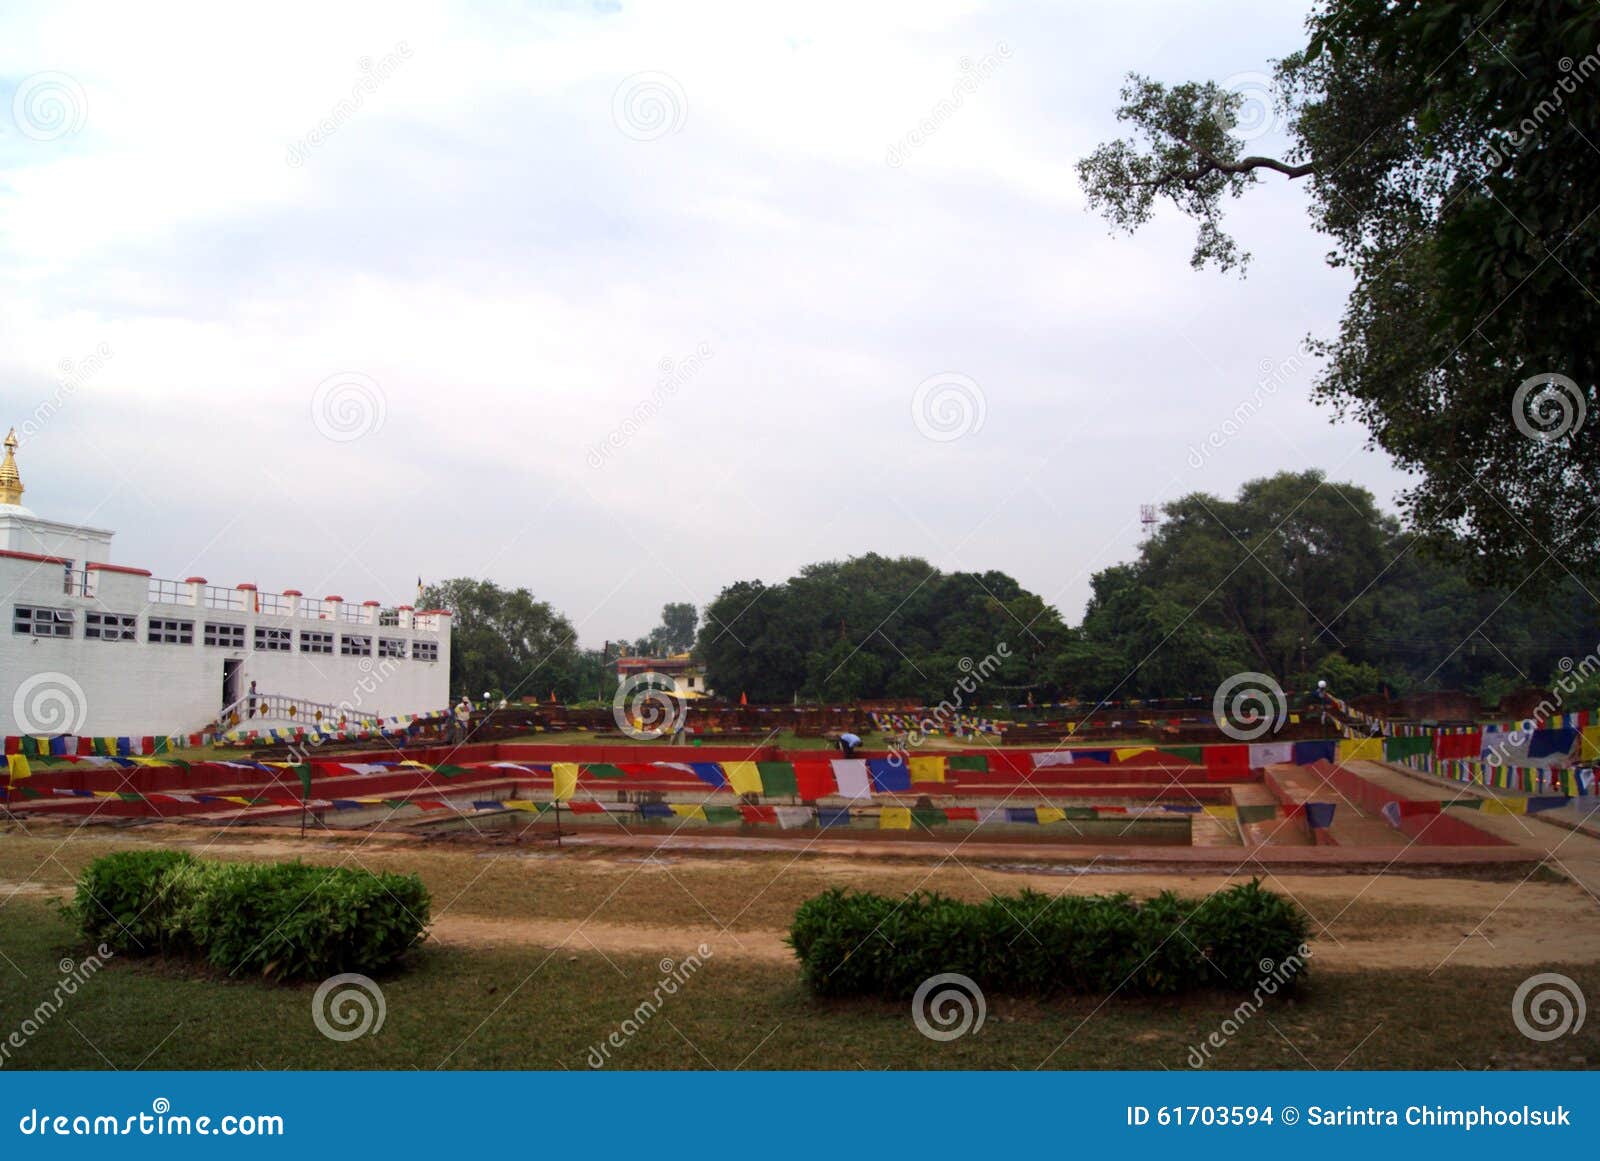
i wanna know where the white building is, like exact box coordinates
[1,429,451,737]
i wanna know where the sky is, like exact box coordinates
[0,0,1408,648]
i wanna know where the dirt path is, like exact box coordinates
[426,903,1600,971]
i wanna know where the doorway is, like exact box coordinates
[222,659,242,712]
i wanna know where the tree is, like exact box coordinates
[644,602,698,654]
[696,555,1069,703]
[420,578,582,702]
[1080,471,1596,697]
[1077,0,1600,582]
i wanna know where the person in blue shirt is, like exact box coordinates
[837,730,861,758]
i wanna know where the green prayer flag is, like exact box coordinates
[583,763,626,779]
[1165,746,1205,764]
[911,808,949,829]
[1236,804,1279,824]
[295,763,313,799]
[703,805,742,824]
[946,755,989,772]
[757,761,798,797]
[434,764,471,778]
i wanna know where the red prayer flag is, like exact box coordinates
[793,761,837,799]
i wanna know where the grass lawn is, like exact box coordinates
[2,897,1595,1071]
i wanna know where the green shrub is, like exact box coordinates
[788,880,1309,998]
[67,851,430,981]
[66,848,197,956]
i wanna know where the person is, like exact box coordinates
[453,695,473,743]
[247,680,258,717]
[837,730,861,758]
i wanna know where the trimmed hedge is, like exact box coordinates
[67,851,430,980]
[788,880,1310,997]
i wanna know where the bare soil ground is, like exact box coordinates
[6,811,1597,975]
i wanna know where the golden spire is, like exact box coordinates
[0,428,24,506]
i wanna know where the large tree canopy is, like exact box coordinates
[1078,0,1600,583]
[696,554,1068,703]
[1092,471,1592,701]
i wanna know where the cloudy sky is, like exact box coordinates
[0,0,1405,646]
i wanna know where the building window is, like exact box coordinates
[13,605,74,638]
[340,634,372,657]
[254,626,293,653]
[84,611,138,641]
[412,640,439,662]
[204,621,246,648]
[686,676,695,688]
[378,637,406,659]
[148,617,194,645]
[300,631,334,655]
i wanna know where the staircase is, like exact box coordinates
[210,692,386,734]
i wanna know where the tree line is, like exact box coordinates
[427,471,1596,707]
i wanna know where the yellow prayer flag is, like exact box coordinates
[670,804,707,821]
[552,762,579,802]
[1203,805,1238,819]
[1337,738,1384,765]
[908,756,946,783]
[879,806,911,830]
[6,753,30,781]
[1481,797,1527,815]
[503,799,542,812]
[1035,806,1066,824]
[1113,747,1153,763]
[1581,726,1600,762]
[723,761,764,796]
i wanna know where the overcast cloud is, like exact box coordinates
[0,0,1403,646]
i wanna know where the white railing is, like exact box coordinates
[205,586,246,611]
[214,691,388,732]
[64,569,95,597]
[255,591,290,616]
[147,578,187,604]
[338,604,365,623]
[299,597,331,619]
